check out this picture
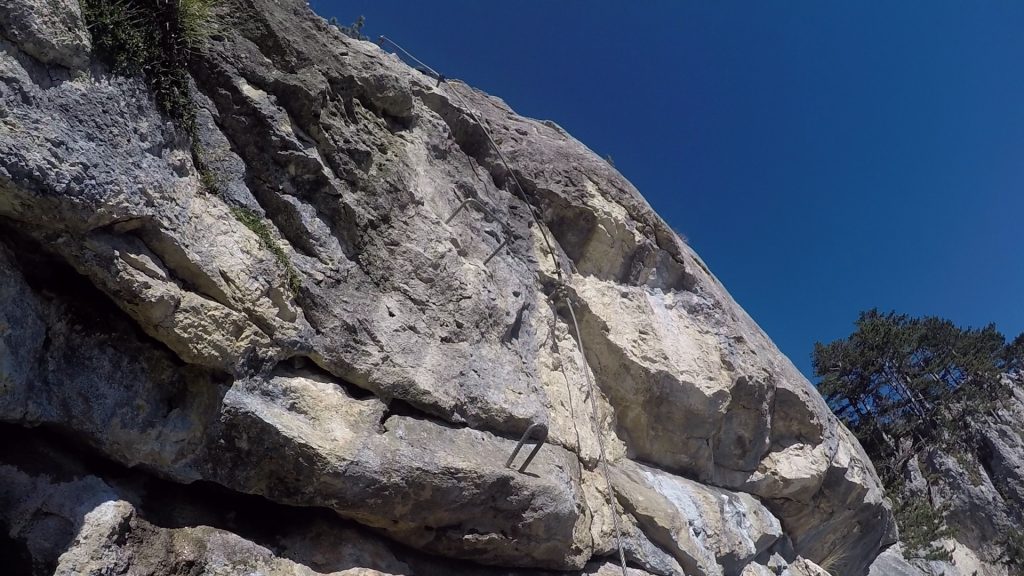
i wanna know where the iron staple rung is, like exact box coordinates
[505,423,548,474]
[446,197,512,266]
[379,33,626,576]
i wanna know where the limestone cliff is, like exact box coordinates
[0,1,896,574]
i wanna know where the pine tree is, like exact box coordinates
[813,310,1012,478]
[1004,333,1024,373]
[813,310,1018,561]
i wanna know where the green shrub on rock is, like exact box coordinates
[81,0,214,131]
[230,207,301,294]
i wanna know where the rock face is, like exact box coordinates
[866,546,927,576]
[0,0,895,574]
[0,0,90,69]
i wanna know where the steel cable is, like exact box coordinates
[378,35,629,576]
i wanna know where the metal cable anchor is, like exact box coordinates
[446,198,511,265]
[505,423,548,474]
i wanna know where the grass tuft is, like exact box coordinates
[198,166,220,196]
[818,545,850,574]
[179,0,217,51]
[230,207,301,294]
[83,1,299,294]
[81,0,216,134]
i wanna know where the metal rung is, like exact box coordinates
[505,423,548,474]
[445,198,488,224]
[446,197,512,266]
[483,237,510,265]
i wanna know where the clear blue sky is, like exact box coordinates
[312,1,1024,380]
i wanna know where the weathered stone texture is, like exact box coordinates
[0,0,897,574]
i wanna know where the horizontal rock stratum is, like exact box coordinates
[0,0,896,574]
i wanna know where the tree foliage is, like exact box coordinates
[329,15,368,41]
[813,309,1022,560]
[814,309,1017,478]
[888,479,953,561]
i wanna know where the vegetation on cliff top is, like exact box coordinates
[814,309,1024,562]
[329,15,368,41]
[814,310,1022,469]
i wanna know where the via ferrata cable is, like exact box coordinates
[377,35,629,576]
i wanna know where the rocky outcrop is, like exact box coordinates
[867,546,927,576]
[0,0,895,574]
[865,379,1024,576]
[0,0,90,69]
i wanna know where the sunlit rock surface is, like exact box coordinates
[0,0,896,574]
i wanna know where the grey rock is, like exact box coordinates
[867,546,927,576]
[0,0,896,573]
[786,558,832,576]
[205,375,591,568]
[866,542,1011,576]
[979,384,1024,520]
[883,376,1024,576]
[0,445,604,576]
[0,0,90,69]
[0,251,589,567]
[922,449,1009,559]
[611,459,784,576]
